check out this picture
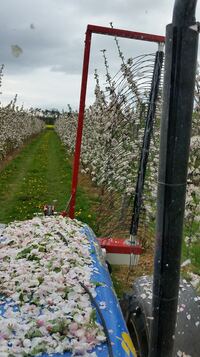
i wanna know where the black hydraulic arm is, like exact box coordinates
[149,1,199,357]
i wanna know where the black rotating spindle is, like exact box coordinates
[130,48,164,240]
[149,1,199,357]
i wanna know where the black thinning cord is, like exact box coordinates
[80,282,114,357]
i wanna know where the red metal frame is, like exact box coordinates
[68,24,165,218]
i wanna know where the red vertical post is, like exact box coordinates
[69,28,92,218]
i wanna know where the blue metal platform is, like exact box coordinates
[0,224,136,356]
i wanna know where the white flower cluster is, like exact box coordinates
[55,55,162,232]
[55,54,200,242]
[0,103,45,161]
[185,113,200,243]
[55,111,77,154]
[0,66,44,161]
[0,216,105,356]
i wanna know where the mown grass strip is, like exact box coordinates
[0,128,199,289]
[0,129,98,230]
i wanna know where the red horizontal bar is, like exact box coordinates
[98,238,143,255]
[87,24,165,43]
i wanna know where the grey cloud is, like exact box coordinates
[1,0,200,109]
[1,0,172,78]
[0,23,81,74]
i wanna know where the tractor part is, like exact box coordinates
[121,0,200,356]
[120,276,200,357]
[149,0,199,356]
[119,0,200,357]
[0,219,138,357]
[98,237,142,265]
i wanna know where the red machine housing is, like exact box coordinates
[98,237,143,255]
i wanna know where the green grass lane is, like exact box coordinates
[0,128,98,230]
[0,127,199,288]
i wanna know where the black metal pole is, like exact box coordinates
[130,49,164,239]
[149,1,199,357]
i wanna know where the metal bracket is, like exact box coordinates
[189,22,200,32]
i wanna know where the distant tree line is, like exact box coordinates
[34,108,61,125]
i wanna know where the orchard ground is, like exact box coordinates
[0,127,199,296]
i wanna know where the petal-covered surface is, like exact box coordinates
[0,216,136,357]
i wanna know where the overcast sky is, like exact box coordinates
[1,0,200,111]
